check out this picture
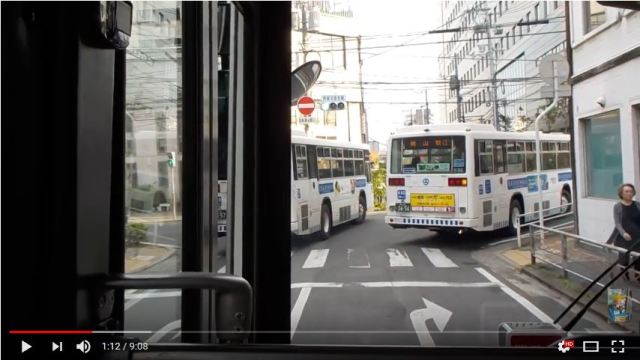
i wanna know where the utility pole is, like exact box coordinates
[301,4,308,62]
[478,7,500,130]
[424,89,430,124]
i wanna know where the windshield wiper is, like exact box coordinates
[554,239,639,331]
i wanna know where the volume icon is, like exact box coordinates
[76,340,91,354]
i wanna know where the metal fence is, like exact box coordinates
[515,204,640,305]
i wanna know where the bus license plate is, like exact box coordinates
[410,193,455,208]
[395,203,411,212]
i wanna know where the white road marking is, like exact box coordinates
[475,267,553,323]
[290,287,312,340]
[410,297,452,347]
[217,265,226,273]
[124,289,157,310]
[302,249,329,269]
[146,319,181,343]
[291,281,498,289]
[291,250,294,257]
[348,248,371,268]
[386,248,413,267]
[421,248,458,268]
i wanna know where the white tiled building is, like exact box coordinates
[438,1,566,129]
[291,0,368,143]
[568,2,640,242]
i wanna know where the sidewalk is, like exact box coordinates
[125,243,176,273]
[502,231,640,333]
[128,210,182,224]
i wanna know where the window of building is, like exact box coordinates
[505,33,510,50]
[585,0,606,34]
[534,4,539,21]
[518,22,523,38]
[499,1,502,16]
[526,12,531,32]
[542,1,548,18]
[583,111,623,199]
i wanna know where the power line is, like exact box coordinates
[294,30,566,54]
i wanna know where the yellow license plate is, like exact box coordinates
[410,193,455,207]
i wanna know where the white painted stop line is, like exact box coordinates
[386,248,413,267]
[421,248,458,268]
[303,249,329,268]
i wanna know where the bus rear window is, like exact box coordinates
[390,136,466,174]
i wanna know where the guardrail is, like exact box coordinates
[515,207,640,305]
[515,203,575,248]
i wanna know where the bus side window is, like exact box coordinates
[292,144,298,180]
[476,140,494,175]
[307,145,318,179]
[493,140,506,174]
[318,147,332,179]
[295,145,308,179]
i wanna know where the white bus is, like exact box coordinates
[385,123,572,235]
[218,134,373,239]
[291,135,373,239]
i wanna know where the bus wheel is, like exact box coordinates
[560,190,571,214]
[507,199,522,236]
[354,195,367,225]
[320,203,332,240]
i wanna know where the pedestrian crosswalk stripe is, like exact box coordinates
[386,248,413,267]
[303,249,329,268]
[421,248,458,268]
[348,248,371,268]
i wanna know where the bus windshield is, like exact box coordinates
[391,136,466,174]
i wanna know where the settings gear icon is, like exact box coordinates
[557,340,570,353]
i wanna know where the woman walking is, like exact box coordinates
[607,183,640,281]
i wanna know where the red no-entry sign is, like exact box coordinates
[297,96,315,116]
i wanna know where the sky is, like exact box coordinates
[349,0,445,143]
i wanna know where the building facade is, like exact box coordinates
[291,0,368,143]
[125,2,183,213]
[569,2,640,242]
[438,1,566,130]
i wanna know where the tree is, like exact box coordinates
[497,114,512,132]
[537,98,570,133]
[370,151,387,211]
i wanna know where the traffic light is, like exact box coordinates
[328,101,345,110]
[167,152,175,168]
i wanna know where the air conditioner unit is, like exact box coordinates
[308,9,321,30]
[292,10,301,31]
[494,27,503,35]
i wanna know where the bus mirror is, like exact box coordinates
[291,61,322,106]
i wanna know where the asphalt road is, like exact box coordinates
[123,212,618,346]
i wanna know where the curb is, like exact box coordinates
[127,244,177,274]
[520,264,636,333]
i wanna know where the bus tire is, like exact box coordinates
[561,189,571,214]
[320,203,332,240]
[507,198,523,236]
[354,194,367,225]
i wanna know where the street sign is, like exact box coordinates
[298,116,314,124]
[539,54,570,97]
[297,96,315,116]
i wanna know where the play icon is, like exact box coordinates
[22,340,32,353]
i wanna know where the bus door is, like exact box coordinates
[492,140,508,229]
[293,144,317,233]
[475,139,507,230]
